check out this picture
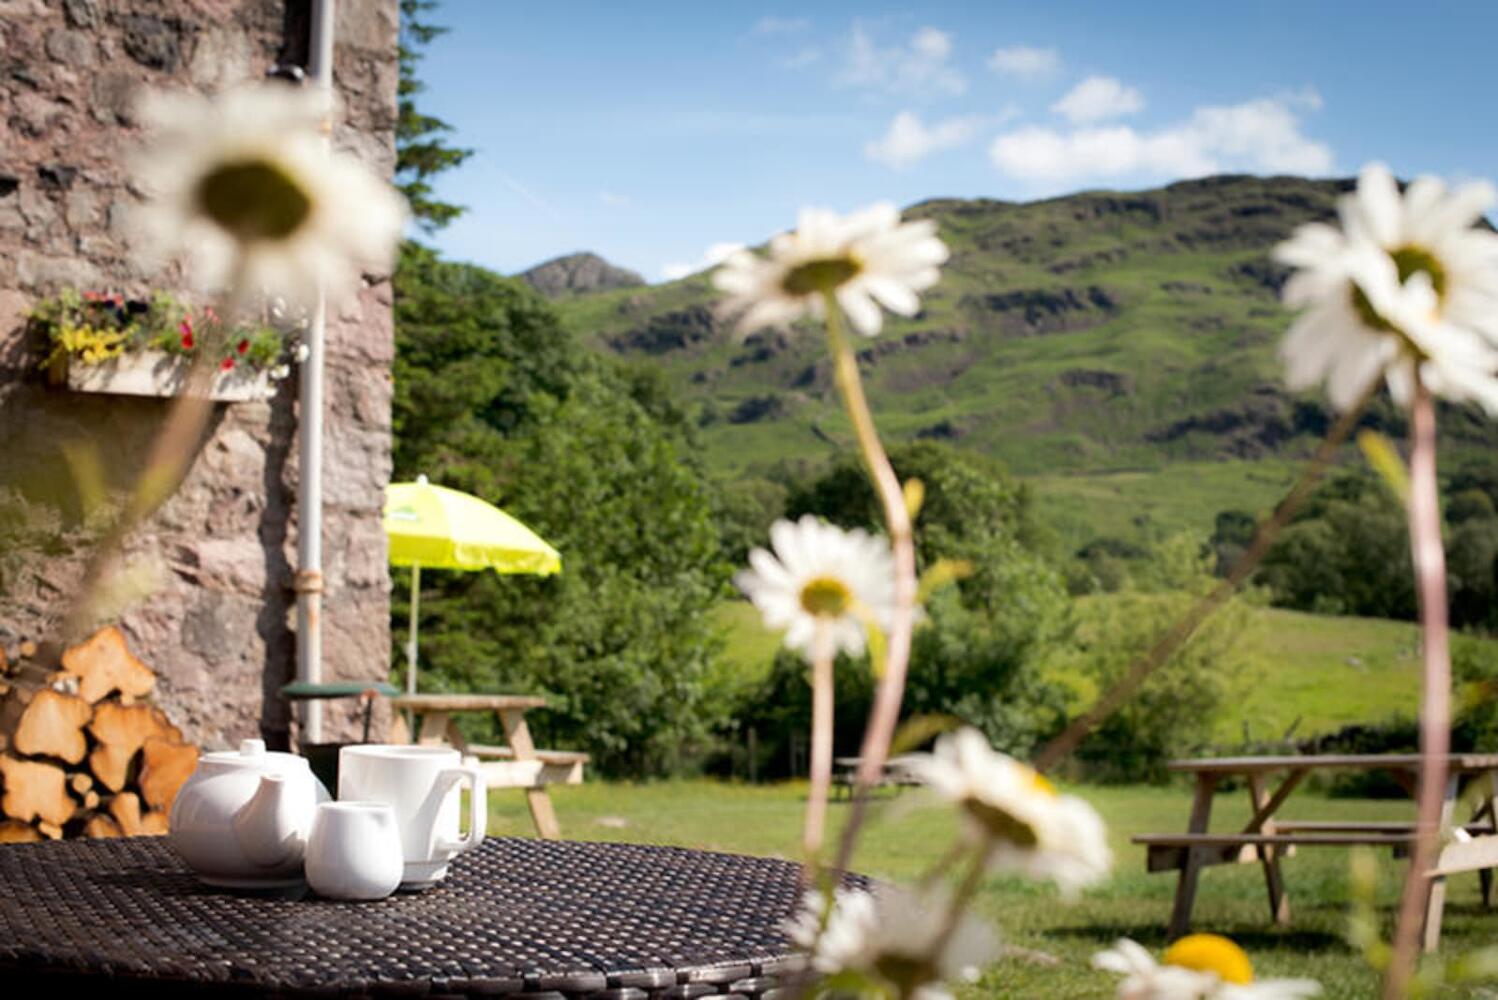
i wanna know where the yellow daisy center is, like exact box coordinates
[782,255,863,296]
[1162,933,1254,985]
[1027,768,1057,797]
[197,158,313,242]
[800,576,852,617]
[1349,244,1447,333]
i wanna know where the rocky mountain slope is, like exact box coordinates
[518,252,644,299]
[553,176,1497,544]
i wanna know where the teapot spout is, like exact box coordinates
[232,774,303,870]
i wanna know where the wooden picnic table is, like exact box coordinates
[1134,753,1498,950]
[388,693,588,841]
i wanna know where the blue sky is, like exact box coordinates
[413,1,1497,282]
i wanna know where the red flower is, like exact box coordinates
[179,317,194,350]
[204,306,219,323]
[236,338,249,355]
[83,291,102,302]
[220,357,235,371]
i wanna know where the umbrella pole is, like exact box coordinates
[406,562,421,696]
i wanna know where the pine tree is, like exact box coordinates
[398,0,473,232]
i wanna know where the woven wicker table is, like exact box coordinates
[0,836,867,998]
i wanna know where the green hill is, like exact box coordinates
[555,175,1496,550]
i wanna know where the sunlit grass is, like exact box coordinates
[489,779,1496,998]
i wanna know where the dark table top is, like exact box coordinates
[0,836,865,998]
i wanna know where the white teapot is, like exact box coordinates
[169,739,331,888]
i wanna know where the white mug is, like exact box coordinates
[338,745,486,889]
[304,801,404,901]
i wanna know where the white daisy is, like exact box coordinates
[1092,936,1321,1000]
[735,515,897,660]
[1353,254,1498,415]
[902,727,1111,896]
[1274,162,1498,411]
[713,202,949,337]
[131,83,407,308]
[785,885,998,1000]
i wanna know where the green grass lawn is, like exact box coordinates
[487,779,1497,998]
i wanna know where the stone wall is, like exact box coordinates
[0,0,399,749]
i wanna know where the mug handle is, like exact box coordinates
[432,764,487,857]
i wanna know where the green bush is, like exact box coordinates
[1058,536,1255,783]
[736,442,1071,772]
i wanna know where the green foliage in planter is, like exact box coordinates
[31,288,291,373]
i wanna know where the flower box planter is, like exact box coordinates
[51,350,272,403]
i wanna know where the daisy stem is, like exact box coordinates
[804,628,836,869]
[919,839,974,890]
[1032,376,1380,773]
[59,263,253,641]
[1384,375,1451,1000]
[930,845,992,963]
[819,290,919,876]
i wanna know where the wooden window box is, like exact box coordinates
[52,350,272,403]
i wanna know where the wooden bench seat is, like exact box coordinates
[464,744,587,790]
[832,755,921,798]
[1134,828,1494,873]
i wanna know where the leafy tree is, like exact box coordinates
[397,0,473,232]
[742,442,1071,768]
[1063,536,1255,782]
[392,243,726,775]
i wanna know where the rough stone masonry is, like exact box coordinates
[0,0,400,749]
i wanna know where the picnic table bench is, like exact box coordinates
[832,755,922,799]
[1133,753,1498,951]
[388,693,588,841]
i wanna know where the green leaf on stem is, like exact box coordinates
[903,477,925,520]
[917,558,973,603]
[1358,429,1410,507]
[890,713,961,756]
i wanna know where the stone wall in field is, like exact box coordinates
[0,0,399,748]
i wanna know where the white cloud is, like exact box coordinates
[780,46,822,69]
[1277,85,1324,111]
[987,45,1060,80]
[989,95,1333,188]
[1051,76,1145,124]
[754,17,811,35]
[598,190,631,208]
[839,22,966,97]
[661,242,745,282]
[864,111,995,169]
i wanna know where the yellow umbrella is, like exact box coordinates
[384,475,561,693]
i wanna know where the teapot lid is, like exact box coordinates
[200,739,311,775]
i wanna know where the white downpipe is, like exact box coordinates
[296,0,336,745]
[406,563,421,696]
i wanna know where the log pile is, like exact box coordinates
[0,627,198,842]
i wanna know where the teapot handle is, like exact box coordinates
[431,764,486,857]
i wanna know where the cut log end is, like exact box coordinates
[0,819,42,843]
[0,756,74,827]
[107,792,167,838]
[15,689,92,765]
[88,702,181,792]
[84,814,123,839]
[139,738,198,813]
[61,626,155,704]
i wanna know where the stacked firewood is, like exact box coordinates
[0,626,199,842]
